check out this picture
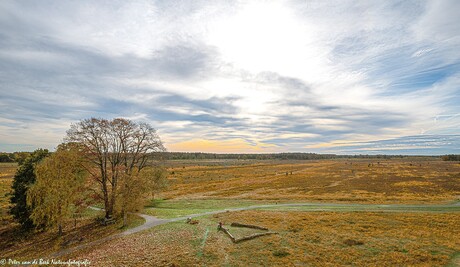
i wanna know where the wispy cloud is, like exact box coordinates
[0,0,459,153]
[306,135,460,155]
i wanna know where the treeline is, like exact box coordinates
[441,154,460,161]
[158,152,413,160]
[159,152,335,160]
[3,151,447,163]
[0,152,31,164]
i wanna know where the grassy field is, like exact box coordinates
[162,158,460,203]
[0,162,17,179]
[2,159,459,266]
[144,198,460,219]
[145,199,267,218]
[71,210,460,266]
[0,162,17,220]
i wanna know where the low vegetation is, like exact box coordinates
[1,151,459,265]
[144,199,264,218]
[0,162,17,220]
[70,210,460,266]
[162,158,460,203]
[0,162,17,179]
[0,209,144,260]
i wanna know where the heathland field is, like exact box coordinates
[162,158,460,203]
[71,210,460,266]
[0,163,17,219]
[1,159,460,266]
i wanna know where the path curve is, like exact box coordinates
[51,201,460,258]
[51,210,167,258]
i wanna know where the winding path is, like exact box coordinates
[51,201,460,258]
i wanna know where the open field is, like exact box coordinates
[162,158,460,203]
[0,162,17,179]
[1,159,459,266]
[145,199,460,219]
[70,210,460,266]
[0,163,17,220]
[145,199,266,218]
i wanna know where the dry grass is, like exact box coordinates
[70,210,460,266]
[2,160,459,265]
[0,162,17,179]
[0,163,16,220]
[0,178,12,219]
[211,211,460,266]
[162,159,460,203]
[0,211,144,260]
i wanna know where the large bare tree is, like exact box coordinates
[65,118,165,219]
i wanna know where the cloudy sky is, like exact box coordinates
[1,0,459,154]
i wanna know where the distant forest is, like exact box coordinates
[156,152,440,160]
[440,154,460,161]
[1,151,456,163]
[0,152,31,164]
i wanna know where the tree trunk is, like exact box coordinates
[100,166,112,219]
[123,209,127,227]
[104,199,111,218]
[102,180,111,219]
[110,178,117,219]
[234,232,277,243]
[230,222,268,230]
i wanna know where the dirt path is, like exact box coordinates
[122,214,168,235]
[51,209,168,258]
[52,201,459,258]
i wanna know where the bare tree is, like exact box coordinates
[65,118,165,219]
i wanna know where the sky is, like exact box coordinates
[0,0,459,154]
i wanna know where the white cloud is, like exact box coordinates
[0,0,459,153]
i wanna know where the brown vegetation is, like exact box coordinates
[162,159,460,203]
[70,210,460,266]
[0,163,144,261]
[0,211,143,260]
[0,163,16,220]
[2,159,459,266]
[0,162,17,179]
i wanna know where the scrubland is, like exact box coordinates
[163,159,460,203]
[71,210,460,266]
[0,163,16,220]
[1,159,459,266]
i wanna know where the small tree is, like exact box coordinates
[117,166,167,226]
[13,152,32,165]
[9,149,50,229]
[27,144,87,235]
